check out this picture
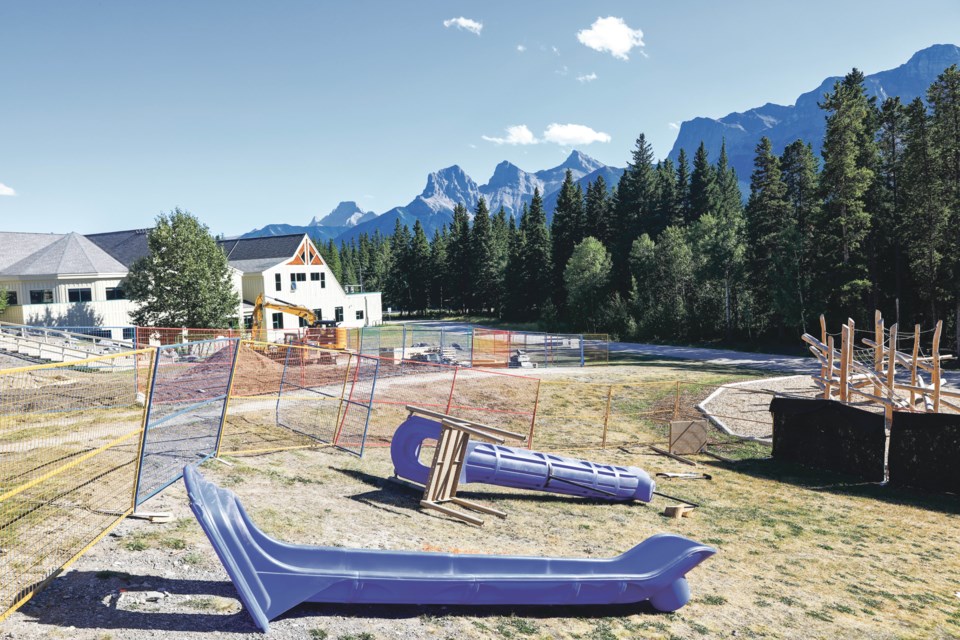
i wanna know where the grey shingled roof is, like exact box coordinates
[0,232,127,276]
[86,230,306,273]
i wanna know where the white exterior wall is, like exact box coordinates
[0,275,137,339]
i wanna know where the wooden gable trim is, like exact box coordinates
[285,237,325,267]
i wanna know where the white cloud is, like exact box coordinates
[517,44,526,52]
[443,16,482,36]
[0,183,16,196]
[668,122,680,130]
[482,125,538,146]
[555,65,569,77]
[577,72,598,83]
[552,45,560,56]
[543,123,611,146]
[577,16,644,60]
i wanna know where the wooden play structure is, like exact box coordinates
[405,406,528,526]
[802,311,958,421]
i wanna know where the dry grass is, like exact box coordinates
[177,361,960,638]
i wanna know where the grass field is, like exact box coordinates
[4,361,960,639]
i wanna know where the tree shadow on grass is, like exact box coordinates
[707,456,960,516]
[22,572,663,633]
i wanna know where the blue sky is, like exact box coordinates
[1,1,958,236]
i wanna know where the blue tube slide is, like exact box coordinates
[183,464,715,632]
[391,415,655,502]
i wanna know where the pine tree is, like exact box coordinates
[675,148,692,224]
[780,140,821,331]
[928,65,960,350]
[872,97,909,315]
[521,189,552,316]
[745,137,793,334]
[429,228,449,310]
[503,212,528,319]
[386,220,412,313]
[322,239,343,283]
[583,175,612,247]
[470,197,498,313]
[817,69,877,314]
[650,159,679,237]
[490,208,509,314]
[689,142,719,223]
[446,203,472,312]
[612,134,656,291]
[551,169,585,306]
[408,220,432,314]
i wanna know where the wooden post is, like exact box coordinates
[824,335,834,400]
[601,384,613,448]
[528,379,542,449]
[873,311,884,397]
[673,380,681,420]
[933,320,942,413]
[839,324,850,402]
[910,324,920,411]
[820,314,828,386]
[885,323,897,425]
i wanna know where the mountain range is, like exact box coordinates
[243,44,960,245]
[668,43,960,190]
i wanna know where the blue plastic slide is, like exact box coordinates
[391,415,655,501]
[183,464,715,632]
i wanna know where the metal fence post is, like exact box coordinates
[401,325,407,361]
[601,384,613,448]
[528,379,542,449]
[673,380,681,420]
[446,365,459,413]
[275,342,294,430]
[579,334,585,367]
[213,338,242,458]
[357,357,380,458]
[131,347,161,509]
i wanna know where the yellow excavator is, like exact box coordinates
[250,293,346,349]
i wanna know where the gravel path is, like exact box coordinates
[698,375,822,440]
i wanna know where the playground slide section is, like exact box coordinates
[391,415,655,501]
[184,464,715,632]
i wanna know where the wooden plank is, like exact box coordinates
[650,445,697,466]
[933,321,942,413]
[449,498,507,518]
[885,323,897,424]
[440,419,506,444]
[839,324,850,402]
[406,405,526,441]
[874,311,883,397]
[420,500,484,526]
[825,336,835,400]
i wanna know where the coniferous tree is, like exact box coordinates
[675,148,692,224]
[928,65,960,350]
[780,140,821,331]
[551,169,585,306]
[583,176,612,246]
[386,220,412,312]
[446,203,472,312]
[689,142,719,223]
[817,69,877,314]
[339,240,358,286]
[611,134,656,291]
[650,159,679,236]
[470,197,498,313]
[429,228,449,311]
[745,137,793,334]
[521,189,552,316]
[320,239,342,283]
[872,97,909,314]
[408,220,431,314]
[490,208,509,314]
[503,212,528,319]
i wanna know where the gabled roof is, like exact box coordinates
[0,232,127,277]
[86,230,312,274]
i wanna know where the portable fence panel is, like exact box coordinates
[275,346,356,448]
[447,368,538,436]
[218,342,313,455]
[134,326,247,348]
[365,359,459,444]
[331,354,379,455]
[531,381,612,450]
[0,350,153,623]
[582,334,610,366]
[471,328,512,368]
[134,339,238,505]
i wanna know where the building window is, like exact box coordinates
[68,288,93,303]
[320,273,325,288]
[292,273,306,283]
[5,291,17,306]
[30,289,53,304]
[105,287,126,300]
[313,308,322,320]
[334,307,343,323]
[355,310,364,320]
[271,312,283,329]
[275,273,282,292]
[122,327,135,341]
[310,272,320,281]
[243,316,253,330]
[299,316,310,327]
